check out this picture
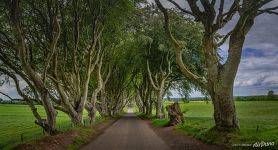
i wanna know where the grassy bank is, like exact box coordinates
[139,101,278,149]
[0,104,101,149]
[66,117,114,150]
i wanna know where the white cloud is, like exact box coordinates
[234,49,278,95]
[0,83,19,99]
[0,77,27,100]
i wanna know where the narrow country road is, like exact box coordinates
[81,108,169,150]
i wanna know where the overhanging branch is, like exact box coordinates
[0,92,13,100]
[167,0,195,17]
[155,0,207,89]
[257,6,278,15]
[217,31,233,47]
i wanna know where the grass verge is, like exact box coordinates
[135,101,278,149]
[0,104,99,149]
[67,117,114,150]
[13,116,116,150]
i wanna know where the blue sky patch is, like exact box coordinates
[242,48,266,58]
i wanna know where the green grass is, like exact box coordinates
[137,101,278,149]
[0,104,99,149]
[152,119,169,127]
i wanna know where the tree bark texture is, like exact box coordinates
[166,102,184,126]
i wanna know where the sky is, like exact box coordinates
[1,0,278,99]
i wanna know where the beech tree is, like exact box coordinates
[104,51,135,116]
[0,0,135,133]
[146,43,174,118]
[0,0,60,134]
[155,0,278,130]
[132,3,204,118]
[133,72,155,115]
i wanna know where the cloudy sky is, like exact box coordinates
[0,0,278,99]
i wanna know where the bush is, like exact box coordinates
[235,95,278,101]
[182,99,190,103]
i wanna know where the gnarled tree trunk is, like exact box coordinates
[156,90,163,119]
[148,100,153,116]
[100,89,108,117]
[166,102,184,126]
[210,83,239,130]
[69,112,83,126]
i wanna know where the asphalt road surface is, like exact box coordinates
[81,108,169,150]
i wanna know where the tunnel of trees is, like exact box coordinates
[0,0,277,135]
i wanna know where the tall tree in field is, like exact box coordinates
[155,0,278,130]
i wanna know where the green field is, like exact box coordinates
[153,101,278,149]
[0,104,100,149]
